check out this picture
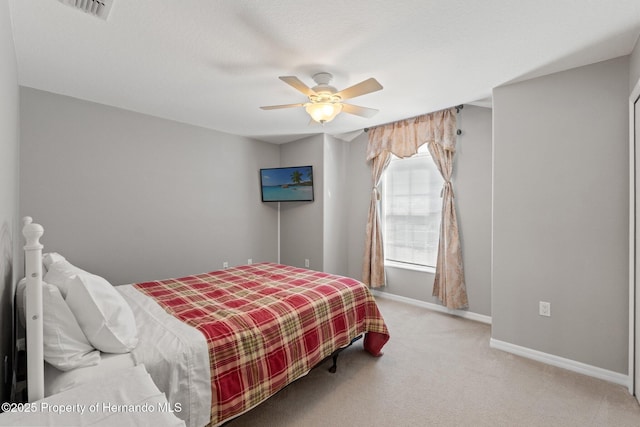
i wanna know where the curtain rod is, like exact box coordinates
[364,105,464,133]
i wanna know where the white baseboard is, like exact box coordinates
[371,290,492,324]
[490,338,630,388]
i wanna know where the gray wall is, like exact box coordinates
[346,132,371,282]
[279,135,324,270]
[492,56,630,373]
[630,35,640,90]
[20,88,280,286]
[276,133,350,276]
[323,135,348,276]
[0,0,19,402]
[449,106,493,316]
[345,106,493,317]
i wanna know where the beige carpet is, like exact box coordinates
[227,297,640,426]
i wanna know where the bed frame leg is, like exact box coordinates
[328,355,338,373]
[327,335,363,374]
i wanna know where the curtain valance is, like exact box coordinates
[366,108,458,161]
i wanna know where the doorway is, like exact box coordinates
[631,81,640,404]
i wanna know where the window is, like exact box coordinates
[382,144,443,269]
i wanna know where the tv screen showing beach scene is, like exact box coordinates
[260,166,314,202]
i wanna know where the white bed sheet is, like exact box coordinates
[0,364,185,426]
[45,352,136,396]
[117,285,211,427]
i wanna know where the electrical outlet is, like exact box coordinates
[223,261,229,269]
[539,301,551,317]
[305,259,310,268]
[248,259,252,265]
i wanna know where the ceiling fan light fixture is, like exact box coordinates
[261,72,382,123]
[305,102,343,124]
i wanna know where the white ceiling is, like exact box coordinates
[8,0,640,143]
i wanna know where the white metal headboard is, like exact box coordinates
[22,216,44,402]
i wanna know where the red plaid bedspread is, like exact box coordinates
[134,262,389,426]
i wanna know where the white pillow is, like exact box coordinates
[44,259,90,297]
[41,282,101,371]
[64,274,139,353]
[43,252,67,270]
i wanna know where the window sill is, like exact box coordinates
[384,261,436,274]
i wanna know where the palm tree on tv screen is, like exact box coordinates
[291,170,303,184]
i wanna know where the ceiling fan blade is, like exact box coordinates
[341,103,379,118]
[334,78,383,100]
[260,103,305,110]
[279,76,317,96]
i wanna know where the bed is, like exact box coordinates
[19,217,390,426]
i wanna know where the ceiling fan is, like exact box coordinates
[260,72,383,124]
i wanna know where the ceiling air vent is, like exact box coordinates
[57,0,114,21]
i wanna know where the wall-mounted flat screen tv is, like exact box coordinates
[260,166,314,202]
